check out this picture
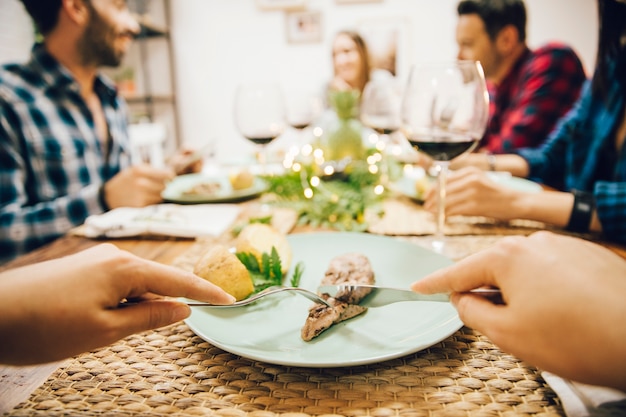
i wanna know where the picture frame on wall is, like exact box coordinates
[256,0,307,11]
[286,10,322,44]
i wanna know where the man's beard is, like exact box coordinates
[78,5,128,67]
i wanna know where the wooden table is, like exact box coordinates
[1,202,624,416]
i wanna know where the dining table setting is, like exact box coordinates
[3,66,626,417]
[2,149,626,417]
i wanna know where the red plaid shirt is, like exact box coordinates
[482,43,587,154]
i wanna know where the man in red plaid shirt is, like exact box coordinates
[455,0,587,155]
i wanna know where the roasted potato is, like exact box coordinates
[193,244,254,301]
[235,223,292,274]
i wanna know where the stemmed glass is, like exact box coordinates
[360,77,403,185]
[361,77,402,137]
[234,82,287,174]
[401,61,489,254]
[286,89,323,133]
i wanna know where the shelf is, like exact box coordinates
[125,0,180,147]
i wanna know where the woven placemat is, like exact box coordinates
[366,198,552,237]
[5,232,566,417]
[5,322,564,417]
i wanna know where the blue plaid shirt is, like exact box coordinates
[0,44,131,264]
[517,50,626,244]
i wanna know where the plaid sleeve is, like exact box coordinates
[595,181,626,244]
[486,45,587,154]
[515,114,573,189]
[0,104,103,264]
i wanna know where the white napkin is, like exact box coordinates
[83,204,241,238]
[542,372,626,417]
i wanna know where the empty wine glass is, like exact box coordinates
[361,76,402,137]
[401,60,489,254]
[360,76,403,185]
[234,82,287,174]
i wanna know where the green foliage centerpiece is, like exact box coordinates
[261,90,401,231]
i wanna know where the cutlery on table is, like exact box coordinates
[118,286,331,309]
[317,284,502,307]
[187,286,331,308]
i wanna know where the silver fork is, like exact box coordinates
[185,286,331,308]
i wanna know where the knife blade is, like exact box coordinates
[317,284,502,308]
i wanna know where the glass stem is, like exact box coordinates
[258,147,267,175]
[435,161,449,240]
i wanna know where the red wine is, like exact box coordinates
[407,135,478,161]
[290,123,310,130]
[245,136,275,145]
[372,127,398,135]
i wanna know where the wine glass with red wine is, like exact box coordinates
[401,61,489,253]
[286,89,323,131]
[234,82,287,174]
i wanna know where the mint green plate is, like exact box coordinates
[162,173,267,204]
[185,232,462,367]
[391,170,542,202]
[485,172,542,193]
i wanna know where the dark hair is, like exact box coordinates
[19,0,63,35]
[593,0,626,98]
[457,0,527,42]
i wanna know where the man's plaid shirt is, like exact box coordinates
[483,43,587,154]
[0,44,131,264]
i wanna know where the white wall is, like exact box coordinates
[0,0,35,63]
[0,0,598,163]
[170,0,597,162]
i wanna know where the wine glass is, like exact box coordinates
[286,89,323,132]
[360,77,403,185]
[234,82,287,174]
[401,60,489,254]
[361,77,402,137]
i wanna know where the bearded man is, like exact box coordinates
[0,0,187,263]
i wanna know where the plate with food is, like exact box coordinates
[484,171,543,193]
[162,170,267,204]
[184,231,462,367]
[389,166,432,202]
[390,167,542,202]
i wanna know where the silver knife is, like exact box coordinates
[317,284,502,308]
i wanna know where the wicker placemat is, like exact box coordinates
[4,203,567,417]
[366,198,552,237]
[5,322,563,417]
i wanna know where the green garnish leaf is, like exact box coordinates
[290,262,304,287]
[236,247,305,293]
[236,251,260,272]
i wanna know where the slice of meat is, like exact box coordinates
[301,253,375,341]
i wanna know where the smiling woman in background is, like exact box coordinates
[328,30,372,96]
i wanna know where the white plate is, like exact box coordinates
[389,167,430,202]
[485,171,543,193]
[391,168,542,202]
[162,173,267,204]
[185,232,462,367]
